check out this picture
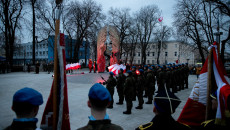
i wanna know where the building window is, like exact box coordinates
[152,52,155,56]
[133,53,135,56]
[175,52,177,56]
[123,53,126,56]
[152,45,155,49]
[147,60,150,64]
[134,60,136,64]
[165,52,168,57]
[152,60,154,64]
[40,52,42,56]
[138,60,140,64]
[138,52,140,56]
[175,44,177,48]
[147,52,150,56]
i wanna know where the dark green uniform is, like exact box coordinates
[146,72,155,103]
[123,75,134,113]
[171,69,177,93]
[78,120,123,130]
[179,67,185,90]
[116,73,126,104]
[199,119,229,130]
[166,69,171,90]
[184,65,189,88]
[158,70,166,92]
[132,71,138,101]
[136,74,145,108]
[106,76,117,108]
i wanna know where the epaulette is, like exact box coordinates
[179,122,191,128]
[137,122,153,130]
[201,119,215,127]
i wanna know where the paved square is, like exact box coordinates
[0,69,197,129]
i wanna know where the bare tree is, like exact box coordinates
[154,25,172,64]
[64,0,105,62]
[0,0,24,69]
[135,5,160,64]
[107,8,132,58]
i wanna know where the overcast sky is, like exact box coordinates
[95,0,177,27]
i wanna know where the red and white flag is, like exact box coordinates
[158,17,163,22]
[41,33,71,130]
[177,42,230,126]
[108,64,126,75]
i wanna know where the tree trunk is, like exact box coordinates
[32,1,36,65]
[157,41,161,64]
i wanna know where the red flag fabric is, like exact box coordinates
[158,17,163,22]
[41,33,70,130]
[177,42,230,126]
[108,64,126,75]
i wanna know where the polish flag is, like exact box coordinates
[108,64,126,75]
[178,42,230,126]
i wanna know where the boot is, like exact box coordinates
[107,105,113,109]
[135,106,143,109]
[123,111,131,114]
[116,102,123,105]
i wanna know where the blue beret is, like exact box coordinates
[132,66,136,68]
[109,72,114,75]
[144,65,148,67]
[120,68,123,71]
[88,83,111,101]
[148,67,153,70]
[13,87,43,106]
[139,69,144,72]
[126,70,132,73]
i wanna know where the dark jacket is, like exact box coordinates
[136,114,191,130]
[106,76,117,92]
[4,119,38,130]
[78,120,123,130]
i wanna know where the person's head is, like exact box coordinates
[148,67,152,72]
[119,68,124,74]
[126,70,132,76]
[88,83,111,111]
[109,72,114,77]
[132,66,136,71]
[139,69,144,75]
[153,90,181,115]
[12,87,43,118]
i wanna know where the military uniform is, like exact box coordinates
[132,69,138,101]
[136,71,145,109]
[116,72,126,104]
[165,68,171,90]
[106,75,117,108]
[158,70,166,92]
[136,114,191,130]
[123,74,134,114]
[4,118,39,130]
[171,68,177,93]
[145,71,155,104]
[78,120,123,130]
[199,119,229,130]
[184,64,189,88]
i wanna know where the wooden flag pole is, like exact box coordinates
[206,47,213,120]
[53,1,62,129]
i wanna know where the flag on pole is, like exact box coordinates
[108,64,126,75]
[177,42,230,126]
[41,33,71,130]
[158,17,163,22]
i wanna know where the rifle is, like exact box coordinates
[99,75,107,85]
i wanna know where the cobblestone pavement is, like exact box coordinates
[0,69,197,129]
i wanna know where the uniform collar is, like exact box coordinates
[13,118,38,123]
[88,113,110,121]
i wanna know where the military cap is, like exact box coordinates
[126,70,132,74]
[109,72,114,75]
[13,87,43,106]
[139,69,144,73]
[148,67,153,70]
[120,68,123,71]
[144,65,148,67]
[154,90,181,114]
[88,83,112,101]
[132,66,136,69]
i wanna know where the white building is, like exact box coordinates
[13,41,48,65]
[121,41,196,65]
